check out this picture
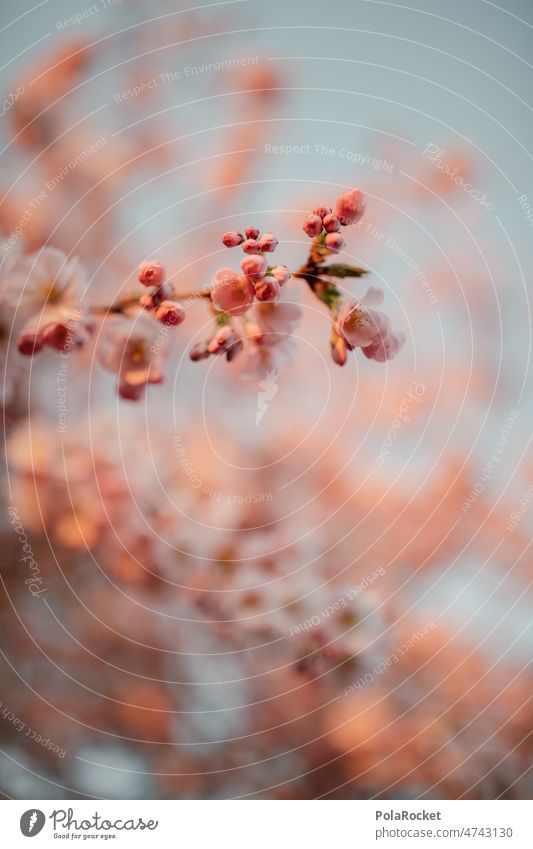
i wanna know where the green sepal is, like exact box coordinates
[321,263,368,278]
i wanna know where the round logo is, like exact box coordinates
[20,809,46,837]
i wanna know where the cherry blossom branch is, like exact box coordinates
[90,289,211,316]
[12,187,405,399]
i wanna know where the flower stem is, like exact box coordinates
[90,289,212,315]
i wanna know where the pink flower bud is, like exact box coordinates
[241,254,268,281]
[189,342,211,361]
[210,267,255,316]
[245,320,264,343]
[258,232,278,253]
[119,380,146,401]
[254,275,281,302]
[155,301,186,326]
[222,231,244,248]
[330,335,347,366]
[334,320,354,350]
[245,227,260,240]
[207,325,233,354]
[137,260,165,287]
[242,238,260,254]
[303,214,323,238]
[207,326,242,361]
[225,335,243,362]
[140,281,174,310]
[139,293,154,310]
[324,232,345,254]
[156,281,174,301]
[42,319,92,351]
[17,331,44,356]
[18,311,94,356]
[323,213,340,233]
[335,188,366,226]
[271,264,290,286]
[313,206,331,220]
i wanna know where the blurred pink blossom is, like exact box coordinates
[98,311,169,400]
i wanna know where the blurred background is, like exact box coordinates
[0,0,532,799]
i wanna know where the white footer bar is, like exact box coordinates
[2,799,531,848]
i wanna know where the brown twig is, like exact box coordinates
[90,289,211,316]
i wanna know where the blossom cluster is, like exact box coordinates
[297,188,405,367]
[137,261,186,327]
[2,247,94,356]
[191,189,404,375]
[215,225,289,311]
